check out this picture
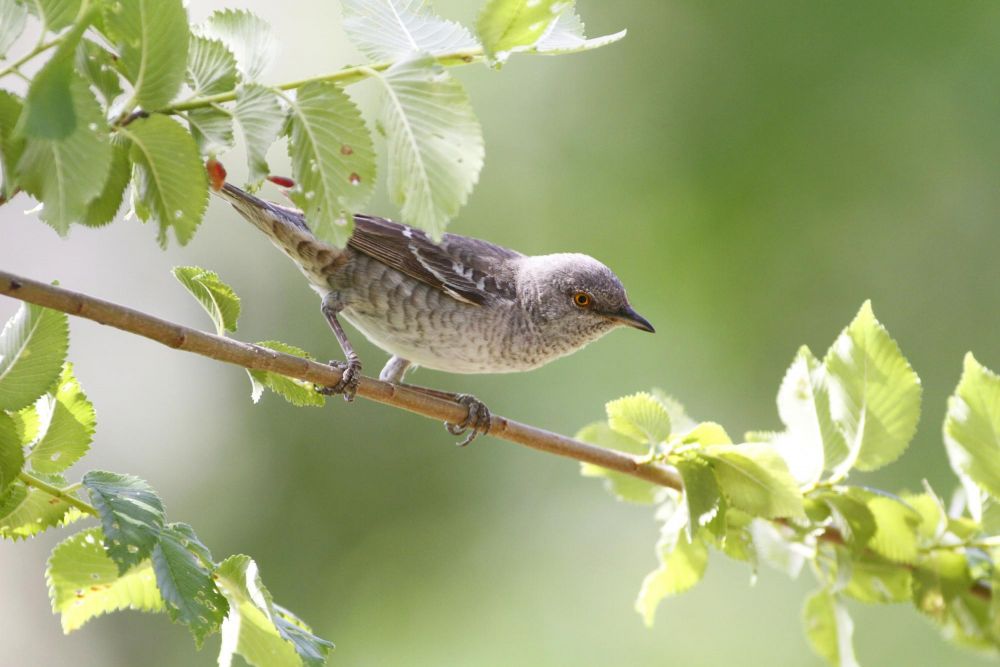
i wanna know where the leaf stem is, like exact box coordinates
[18,471,99,517]
[0,36,63,81]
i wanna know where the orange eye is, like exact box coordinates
[573,292,592,308]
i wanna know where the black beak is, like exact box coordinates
[607,305,655,333]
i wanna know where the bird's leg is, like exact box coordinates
[316,293,362,401]
[377,357,490,446]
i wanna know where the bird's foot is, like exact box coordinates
[315,359,362,401]
[445,394,491,446]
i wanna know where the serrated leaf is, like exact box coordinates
[0,90,25,198]
[341,0,479,61]
[0,475,85,539]
[635,503,707,626]
[12,404,40,445]
[27,363,95,474]
[234,84,285,188]
[818,492,876,553]
[676,421,731,447]
[824,301,922,475]
[152,523,228,647]
[374,54,483,240]
[675,454,723,539]
[216,555,334,667]
[19,16,91,141]
[0,303,69,412]
[576,421,659,504]
[531,7,626,55]
[703,443,804,519]
[0,0,28,57]
[47,527,163,632]
[247,341,325,408]
[476,0,571,62]
[803,590,860,667]
[650,390,698,434]
[81,138,130,227]
[186,35,238,97]
[83,471,165,573]
[17,74,112,233]
[186,107,234,157]
[119,114,208,246]
[605,392,671,446]
[849,488,920,564]
[284,80,374,246]
[197,9,276,82]
[843,554,912,603]
[902,485,947,542]
[0,412,23,494]
[172,266,241,335]
[76,40,124,107]
[29,0,80,31]
[102,0,189,109]
[944,353,1000,502]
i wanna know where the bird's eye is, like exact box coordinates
[573,292,592,308]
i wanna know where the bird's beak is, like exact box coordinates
[607,305,655,333]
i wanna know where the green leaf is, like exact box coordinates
[83,471,165,573]
[151,523,228,647]
[119,114,208,246]
[843,553,912,603]
[47,527,164,632]
[901,485,947,542]
[27,363,95,474]
[0,90,25,198]
[103,0,189,109]
[17,75,112,233]
[476,0,570,62]
[850,488,920,564]
[29,0,80,31]
[675,454,723,538]
[81,138,131,227]
[944,353,1000,501]
[0,412,23,494]
[284,81,375,246]
[702,443,805,519]
[605,392,671,446]
[76,40,124,107]
[216,555,334,667]
[0,0,28,57]
[650,390,698,434]
[823,301,922,475]
[234,84,285,188]
[803,590,860,667]
[750,519,807,577]
[186,107,235,157]
[676,421,731,447]
[373,54,484,240]
[186,35,238,97]
[635,504,707,626]
[172,266,241,335]
[818,491,876,553]
[0,474,85,539]
[197,9,276,81]
[341,0,479,61]
[576,422,659,504]
[531,8,626,55]
[247,341,325,408]
[0,303,69,412]
[19,16,91,141]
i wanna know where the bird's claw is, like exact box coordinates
[445,394,491,446]
[315,359,362,401]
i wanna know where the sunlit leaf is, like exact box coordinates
[341,0,479,61]
[247,341,325,408]
[803,590,860,667]
[0,412,23,494]
[0,303,69,412]
[605,392,671,446]
[0,0,28,57]
[843,553,912,603]
[944,353,1000,502]
[675,453,723,538]
[172,266,241,335]
[27,364,95,474]
[83,471,165,573]
[703,443,804,519]
[198,9,276,82]
[476,0,570,62]
[635,502,707,625]
[577,421,659,504]
[849,488,920,564]
[0,474,85,540]
[817,491,875,553]
[532,8,626,55]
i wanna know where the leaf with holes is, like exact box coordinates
[341,0,479,61]
[197,9,276,82]
[83,471,165,573]
[0,474,85,540]
[0,303,69,412]
[27,364,95,474]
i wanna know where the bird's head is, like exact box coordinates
[517,253,654,340]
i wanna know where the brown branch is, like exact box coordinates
[0,270,682,490]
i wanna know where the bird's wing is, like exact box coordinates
[349,215,521,305]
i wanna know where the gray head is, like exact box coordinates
[517,253,654,341]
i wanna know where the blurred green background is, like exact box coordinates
[3,1,1000,665]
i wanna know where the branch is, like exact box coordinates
[0,270,682,490]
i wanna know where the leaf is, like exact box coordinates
[81,138,131,227]
[576,422,659,504]
[47,527,163,632]
[284,81,375,246]
[0,0,28,58]
[27,363,95,474]
[750,519,807,578]
[0,303,69,412]
[172,266,241,335]
[676,421,731,447]
[824,301,922,475]
[849,488,920,564]
[186,107,235,157]
[234,84,285,188]
[119,114,208,246]
[944,353,1000,501]
[17,75,112,233]
[374,54,484,240]
[83,471,165,573]
[675,453,723,538]
[650,390,698,434]
[818,491,876,553]
[151,523,228,647]
[29,0,80,31]
[341,0,479,61]
[605,392,671,446]
[843,554,912,604]
[0,90,25,198]
[76,40,124,107]
[247,341,325,408]
[635,503,707,625]
[803,590,860,667]
[216,555,334,667]
[531,8,626,55]
[0,412,23,494]
[0,474,85,539]
[198,9,276,82]
[20,17,91,141]
[186,35,238,97]
[702,443,805,519]
[476,0,571,62]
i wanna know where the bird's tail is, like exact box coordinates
[213,183,347,286]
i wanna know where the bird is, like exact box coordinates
[215,182,655,444]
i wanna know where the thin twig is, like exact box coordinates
[0,270,683,490]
